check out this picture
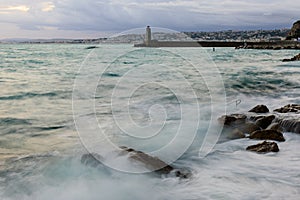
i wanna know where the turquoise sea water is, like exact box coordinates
[0,44,300,199]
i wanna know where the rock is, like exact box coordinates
[238,122,261,134]
[81,148,191,179]
[255,115,275,129]
[282,53,300,62]
[227,128,246,139]
[218,114,247,126]
[120,146,191,178]
[85,46,99,49]
[246,141,279,153]
[286,20,300,40]
[266,123,283,132]
[249,115,264,121]
[274,104,300,113]
[276,118,300,134]
[249,130,285,142]
[249,105,269,113]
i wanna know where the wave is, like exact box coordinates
[33,125,66,131]
[0,91,69,100]
[225,69,298,96]
[103,72,121,77]
[0,118,32,126]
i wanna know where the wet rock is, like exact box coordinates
[250,115,264,121]
[276,119,300,134]
[238,122,261,134]
[227,128,246,139]
[266,123,283,132]
[255,115,276,129]
[120,146,191,178]
[85,46,99,49]
[218,114,247,126]
[249,130,285,142]
[249,105,269,113]
[246,141,279,153]
[274,104,300,113]
[282,53,300,62]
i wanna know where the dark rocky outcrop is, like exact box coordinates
[249,130,285,142]
[81,148,191,179]
[255,115,275,129]
[120,146,173,174]
[282,53,300,62]
[218,114,247,126]
[85,46,99,49]
[249,105,269,113]
[120,146,191,178]
[246,141,279,153]
[274,104,300,113]
[219,114,261,140]
[286,20,300,40]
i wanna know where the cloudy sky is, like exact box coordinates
[0,0,299,39]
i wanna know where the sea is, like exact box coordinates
[0,43,299,200]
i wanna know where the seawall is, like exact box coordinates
[134,40,300,49]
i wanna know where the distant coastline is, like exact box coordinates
[0,28,293,45]
[134,25,300,49]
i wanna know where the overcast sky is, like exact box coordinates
[0,0,299,39]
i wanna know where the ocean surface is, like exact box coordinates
[0,44,299,199]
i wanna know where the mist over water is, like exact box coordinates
[0,44,299,199]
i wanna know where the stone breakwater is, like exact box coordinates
[134,40,300,49]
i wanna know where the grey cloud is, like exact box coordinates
[0,0,299,36]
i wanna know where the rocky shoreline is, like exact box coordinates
[236,41,300,50]
[81,104,299,178]
[282,53,300,62]
[219,104,300,153]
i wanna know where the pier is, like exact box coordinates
[134,26,300,49]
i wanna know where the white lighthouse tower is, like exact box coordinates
[145,26,151,46]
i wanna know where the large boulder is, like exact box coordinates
[218,114,247,126]
[248,105,269,113]
[120,146,191,178]
[286,20,300,40]
[274,104,300,113]
[255,115,276,129]
[249,130,285,142]
[81,148,191,178]
[246,141,279,153]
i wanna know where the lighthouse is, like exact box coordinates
[145,26,151,46]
